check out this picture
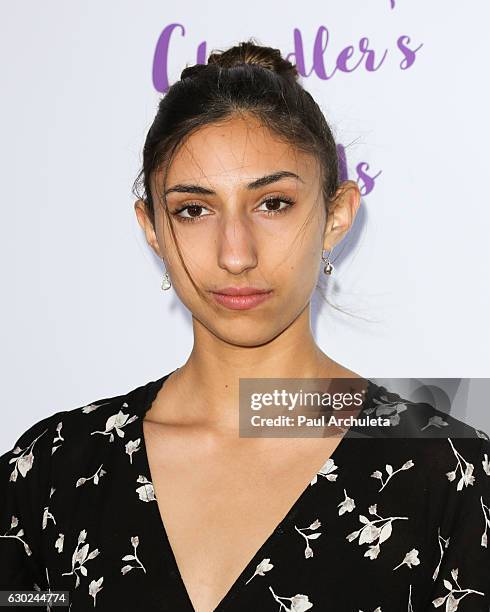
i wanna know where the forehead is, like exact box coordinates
[159,114,320,191]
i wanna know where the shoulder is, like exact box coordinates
[0,376,157,486]
[366,379,490,440]
[364,380,490,493]
[0,377,157,585]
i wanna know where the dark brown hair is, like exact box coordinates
[132,38,349,311]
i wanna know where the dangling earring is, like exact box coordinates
[321,248,334,275]
[161,259,172,290]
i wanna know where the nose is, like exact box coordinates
[216,210,258,275]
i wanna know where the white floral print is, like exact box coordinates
[125,438,141,464]
[76,463,106,487]
[121,535,146,574]
[135,475,156,502]
[245,558,274,584]
[51,422,64,454]
[42,506,56,529]
[90,408,138,443]
[0,515,32,556]
[88,576,104,607]
[81,400,113,414]
[346,503,408,560]
[446,438,475,491]
[421,415,449,431]
[8,428,48,482]
[432,527,450,581]
[294,519,322,558]
[393,548,420,570]
[61,529,100,588]
[371,459,414,492]
[310,457,338,485]
[481,495,490,547]
[432,567,484,609]
[55,533,64,553]
[338,488,356,515]
[268,586,313,611]
[482,453,490,476]
[363,393,408,426]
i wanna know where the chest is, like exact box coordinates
[142,421,341,612]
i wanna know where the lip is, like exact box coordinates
[210,287,273,310]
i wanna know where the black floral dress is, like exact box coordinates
[1,370,489,611]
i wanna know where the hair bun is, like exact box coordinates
[179,64,208,80]
[180,39,298,82]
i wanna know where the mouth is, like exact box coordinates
[209,287,273,311]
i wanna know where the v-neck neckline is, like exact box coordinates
[134,369,379,612]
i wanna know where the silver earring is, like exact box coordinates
[321,248,334,275]
[161,260,171,290]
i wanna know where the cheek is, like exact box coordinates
[286,240,323,284]
[158,218,208,270]
[163,241,216,306]
[285,265,321,304]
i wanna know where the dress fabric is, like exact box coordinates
[1,370,490,611]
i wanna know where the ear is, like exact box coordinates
[323,180,361,251]
[134,199,163,258]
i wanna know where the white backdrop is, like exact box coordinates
[1,0,489,451]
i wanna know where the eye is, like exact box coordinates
[170,196,295,224]
[171,203,212,223]
[256,196,295,216]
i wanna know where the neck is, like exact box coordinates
[152,305,357,433]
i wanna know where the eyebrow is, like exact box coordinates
[163,171,304,196]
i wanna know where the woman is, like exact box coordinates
[1,41,489,612]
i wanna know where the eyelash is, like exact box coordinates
[170,196,296,224]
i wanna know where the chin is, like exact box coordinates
[191,301,297,346]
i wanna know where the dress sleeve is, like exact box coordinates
[0,414,59,589]
[429,433,490,611]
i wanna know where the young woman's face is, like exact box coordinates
[137,114,356,347]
